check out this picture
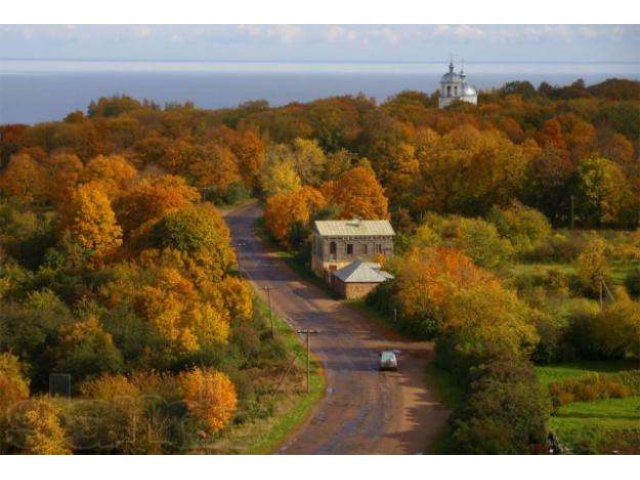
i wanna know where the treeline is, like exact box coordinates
[1,77,639,231]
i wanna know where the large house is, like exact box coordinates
[311,219,395,298]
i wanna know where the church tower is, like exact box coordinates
[438,59,478,109]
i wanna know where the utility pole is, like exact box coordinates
[261,285,276,336]
[297,329,320,393]
[570,195,575,230]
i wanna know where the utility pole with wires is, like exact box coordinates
[297,329,320,393]
[261,284,277,336]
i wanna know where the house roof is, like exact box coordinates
[314,219,395,237]
[333,260,395,283]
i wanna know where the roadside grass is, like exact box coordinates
[424,362,465,454]
[535,360,638,388]
[199,298,325,454]
[550,396,640,454]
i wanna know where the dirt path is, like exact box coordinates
[224,201,449,454]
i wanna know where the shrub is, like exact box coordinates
[548,371,640,407]
[450,361,550,454]
[487,202,551,255]
[421,213,513,269]
[626,266,640,299]
[179,368,237,433]
[591,299,640,359]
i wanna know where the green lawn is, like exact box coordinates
[535,360,640,454]
[535,360,637,388]
[550,396,640,454]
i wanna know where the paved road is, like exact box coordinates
[224,201,449,454]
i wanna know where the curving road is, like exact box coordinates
[224,201,449,454]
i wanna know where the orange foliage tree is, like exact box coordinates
[0,153,46,204]
[264,186,326,245]
[322,165,388,219]
[61,182,123,262]
[83,155,138,199]
[179,368,237,433]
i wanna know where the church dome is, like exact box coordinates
[463,84,477,96]
[441,71,462,83]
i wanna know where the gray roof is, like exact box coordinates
[333,260,394,283]
[314,219,395,237]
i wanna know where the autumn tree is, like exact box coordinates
[54,316,124,380]
[83,155,138,199]
[322,165,388,219]
[576,235,610,295]
[259,144,302,196]
[61,182,123,262]
[179,368,237,433]
[264,186,326,246]
[42,153,84,206]
[291,137,327,186]
[0,153,46,204]
[576,157,633,227]
[0,353,30,452]
[7,396,71,454]
[149,204,235,280]
[115,174,200,240]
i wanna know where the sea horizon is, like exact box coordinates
[2,59,638,124]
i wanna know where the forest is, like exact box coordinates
[0,77,639,454]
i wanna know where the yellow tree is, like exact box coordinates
[9,397,71,454]
[83,155,138,199]
[62,182,123,261]
[179,368,237,433]
[323,165,388,219]
[260,156,302,196]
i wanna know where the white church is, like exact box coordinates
[438,60,478,109]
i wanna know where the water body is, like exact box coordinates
[1,60,638,124]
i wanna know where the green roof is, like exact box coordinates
[314,219,395,237]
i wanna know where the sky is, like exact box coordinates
[0,25,639,64]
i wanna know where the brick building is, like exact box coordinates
[311,219,395,298]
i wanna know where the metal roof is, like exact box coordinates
[314,219,395,237]
[333,260,394,283]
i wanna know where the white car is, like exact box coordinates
[379,351,398,371]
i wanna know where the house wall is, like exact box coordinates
[335,280,381,299]
[311,232,394,279]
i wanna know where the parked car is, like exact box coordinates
[379,351,398,371]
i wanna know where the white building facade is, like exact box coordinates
[438,60,478,109]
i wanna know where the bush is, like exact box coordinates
[421,213,513,269]
[487,202,551,255]
[626,267,640,299]
[449,361,550,454]
[548,371,640,407]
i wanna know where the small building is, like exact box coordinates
[333,260,394,299]
[438,59,478,109]
[311,219,395,298]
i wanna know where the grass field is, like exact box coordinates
[535,360,640,454]
[550,396,640,454]
[535,360,638,387]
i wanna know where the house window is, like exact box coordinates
[360,244,368,256]
[329,241,337,258]
[446,85,451,96]
[376,244,383,254]
[347,244,354,256]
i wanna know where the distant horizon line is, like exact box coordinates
[2,58,639,65]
